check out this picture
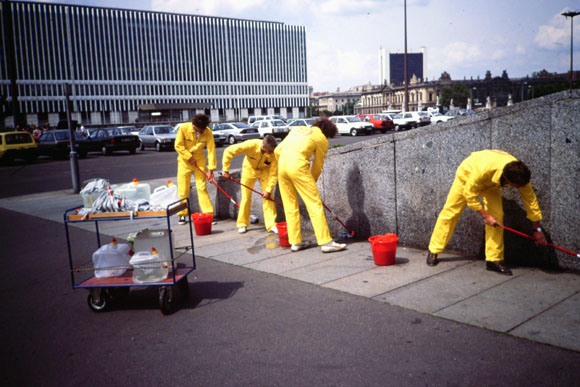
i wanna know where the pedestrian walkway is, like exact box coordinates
[1,183,578,353]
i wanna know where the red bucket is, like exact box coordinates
[191,212,213,236]
[368,233,398,266]
[277,222,290,247]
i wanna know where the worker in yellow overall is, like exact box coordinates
[174,114,216,225]
[427,150,547,275]
[275,118,346,253]
[222,135,279,234]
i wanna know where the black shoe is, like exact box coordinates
[486,261,512,275]
[426,252,439,266]
[178,216,187,225]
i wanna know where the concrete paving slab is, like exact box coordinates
[323,251,470,298]
[510,291,580,352]
[374,261,532,313]
[435,270,580,332]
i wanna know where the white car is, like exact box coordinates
[247,115,287,125]
[211,122,260,145]
[428,111,454,123]
[329,115,373,136]
[251,119,290,138]
[287,118,315,128]
[392,112,429,130]
[138,125,176,151]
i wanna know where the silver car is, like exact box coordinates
[212,122,261,145]
[138,125,176,151]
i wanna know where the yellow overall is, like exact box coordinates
[429,150,542,261]
[222,139,278,231]
[275,126,332,246]
[174,123,217,216]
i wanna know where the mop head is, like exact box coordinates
[337,229,355,239]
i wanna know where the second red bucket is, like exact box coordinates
[191,212,213,236]
[276,222,290,247]
[368,233,398,266]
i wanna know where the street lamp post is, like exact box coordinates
[561,10,580,89]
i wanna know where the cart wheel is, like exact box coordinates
[177,277,190,300]
[87,289,108,312]
[159,286,176,315]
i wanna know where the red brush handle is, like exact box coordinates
[500,225,580,257]
[194,165,240,208]
[321,201,355,236]
[226,175,283,207]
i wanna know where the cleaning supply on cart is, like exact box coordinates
[132,229,173,270]
[115,178,151,201]
[92,238,132,278]
[129,247,169,283]
[149,180,179,208]
[80,178,111,208]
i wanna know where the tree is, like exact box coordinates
[440,83,469,108]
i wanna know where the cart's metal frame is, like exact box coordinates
[64,198,195,314]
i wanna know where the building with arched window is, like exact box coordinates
[0,1,308,128]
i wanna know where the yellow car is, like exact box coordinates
[0,131,38,163]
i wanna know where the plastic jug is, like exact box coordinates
[92,238,132,278]
[132,229,173,269]
[115,178,151,201]
[149,180,179,208]
[129,248,169,284]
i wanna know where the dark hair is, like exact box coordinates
[502,161,531,186]
[263,135,277,149]
[192,114,210,129]
[312,118,337,138]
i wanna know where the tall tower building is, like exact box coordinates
[378,47,388,85]
[389,51,424,86]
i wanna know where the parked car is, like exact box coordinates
[329,115,373,136]
[0,131,37,163]
[174,122,226,146]
[287,118,315,128]
[120,125,140,136]
[252,119,290,138]
[358,114,395,133]
[392,112,425,131]
[36,129,90,159]
[211,122,260,145]
[247,115,287,125]
[428,111,454,123]
[409,111,431,126]
[85,127,140,155]
[138,125,177,151]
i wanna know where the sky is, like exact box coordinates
[38,0,580,92]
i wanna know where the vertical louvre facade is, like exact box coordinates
[0,1,308,124]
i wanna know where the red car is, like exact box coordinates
[357,114,395,133]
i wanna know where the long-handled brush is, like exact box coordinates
[321,201,355,238]
[500,224,580,258]
[224,174,283,207]
[194,164,240,208]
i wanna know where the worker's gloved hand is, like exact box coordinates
[188,157,197,167]
[207,170,216,184]
[222,171,230,179]
[262,192,271,200]
[533,230,548,246]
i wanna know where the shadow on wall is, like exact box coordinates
[345,165,371,240]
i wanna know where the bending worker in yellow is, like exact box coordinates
[174,114,216,225]
[275,118,346,253]
[427,150,547,275]
[222,135,279,234]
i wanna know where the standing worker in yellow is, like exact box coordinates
[275,118,346,253]
[174,114,217,225]
[427,150,547,275]
[222,135,279,234]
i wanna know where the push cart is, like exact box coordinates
[64,198,195,315]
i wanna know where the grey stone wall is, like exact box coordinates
[203,90,579,270]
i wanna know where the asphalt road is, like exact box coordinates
[0,131,388,199]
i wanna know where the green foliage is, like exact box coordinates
[440,83,469,107]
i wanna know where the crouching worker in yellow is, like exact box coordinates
[174,114,217,225]
[427,150,547,275]
[222,135,279,234]
[275,118,346,253]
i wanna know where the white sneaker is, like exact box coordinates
[321,241,347,253]
[269,226,278,234]
[212,221,217,225]
[178,216,187,225]
[238,227,247,234]
[291,241,312,252]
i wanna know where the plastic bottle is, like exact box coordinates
[129,247,169,283]
[92,237,132,278]
[149,180,179,208]
[115,177,151,201]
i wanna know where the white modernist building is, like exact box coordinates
[0,1,309,127]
